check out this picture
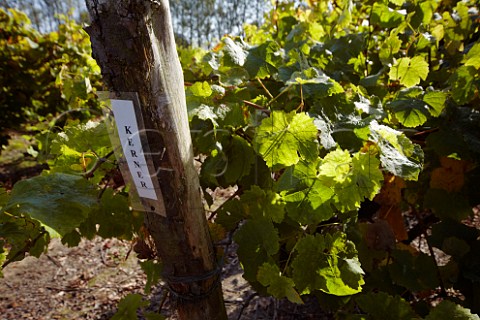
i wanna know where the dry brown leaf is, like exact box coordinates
[377,205,408,241]
[375,173,405,206]
[430,157,471,193]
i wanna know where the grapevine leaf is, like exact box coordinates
[369,121,423,180]
[0,188,9,208]
[215,198,245,231]
[48,121,112,176]
[449,66,477,105]
[388,249,439,291]
[220,67,250,86]
[241,186,285,223]
[111,293,148,320]
[3,173,98,237]
[379,34,402,64]
[371,3,405,28]
[424,189,471,221]
[425,300,480,320]
[61,230,82,247]
[292,233,364,296]
[389,97,429,127]
[286,67,344,98]
[222,102,247,129]
[463,42,480,69]
[257,262,303,304]
[389,87,447,128]
[350,152,384,201]
[416,33,436,51]
[277,159,335,224]
[254,111,318,169]
[442,237,470,258]
[244,41,282,78]
[234,217,280,281]
[276,159,320,193]
[139,260,163,294]
[189,104,219,127]
[223,135,256,184]
[428,220,480,250]
[319,149,352,183]
[423,90,447,117]
[88,189,142,240]
[0,241,5,276]
[49,120,110,156]
[411,0,438,28]
[314,116,337,150]
[318,150,383,212]
[356,292,419,320]
[0,213,49,263]
[222,37,247,66]
[429,157,468,193]
[389,56,429,87]
[283,179,335,225]
[190,81,213,97]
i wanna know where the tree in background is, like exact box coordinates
[2,0,272,47]
[170,0,270,47]
[2,0,88,32]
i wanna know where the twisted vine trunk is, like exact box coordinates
[84,1,227,319]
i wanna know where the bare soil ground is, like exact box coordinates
[0,236,330,320]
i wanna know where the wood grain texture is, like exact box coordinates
[85,1,227,318]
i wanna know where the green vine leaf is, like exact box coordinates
[356,292,419,320]
[371,3,405,28]
[369,121,423,180]
[111,294,148,320]
[463,42,480,69]
[388,86,446,127]
[140,260,163,294]
[257,262,303,304]
[240,185,285,223]
[425,300,480,320]
[254,111,319,169]
[424,189,471,221]
[222,37,247,67]
[292,232,364,296]
[388,249,439,291]
[389,56,429,87]
[190,81,213,97]
[3,173,98,237]
[234,217,280,281]
[449,66,477,105]
[244,40,282,78]
[283,180,335,225]
[318,149,383,212]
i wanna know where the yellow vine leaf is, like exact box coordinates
[430,157,471,193]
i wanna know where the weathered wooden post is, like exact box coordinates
[84,1,227,319]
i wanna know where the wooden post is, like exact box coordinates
[84,1,227,319]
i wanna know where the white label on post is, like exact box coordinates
[111,99,158,200]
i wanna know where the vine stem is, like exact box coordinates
[83,149,115,179]
[257,78,274,99]
[424,234,448,297]
[2,230,47,269]
[236,292,258,320]
[208,188,243,221]
[242,100,270,115]
[364,4,374,77]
